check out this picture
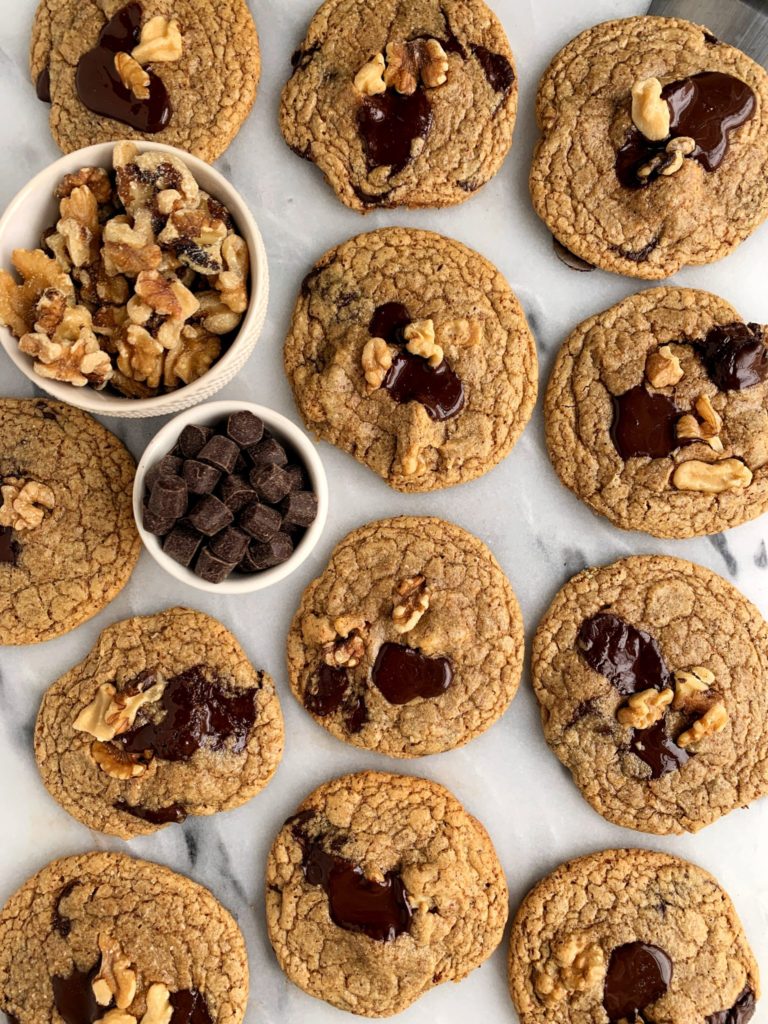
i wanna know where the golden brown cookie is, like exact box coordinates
[285,227,538,492]
[0,851,249,1023]
[508,849,760,1023]
[0,398,140,645]
[30,0,260,161]
[530,16,768,278]
[265,771,508,1017]
[280,0,517,211]
[545,287,768,538]
[532,555,768,835]
[34,607,284,838]
[287,516,523,757]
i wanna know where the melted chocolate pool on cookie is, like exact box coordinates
[291,812,413,942]
[76,2,172,134]
[616,71,756,188]
[603,942,673,1022]
[357,89,433,175]
[304,665,368,734]
[371,643,453,704]
[610,386,680,460]
[697,323,768,391]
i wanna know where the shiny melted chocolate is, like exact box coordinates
[169,990,214,1024]
[603,942,673,1021]
[610,385,680,460]
[706,986,757,1024]
[53,881,78,938]
[369,302,412,344]
[117,666,256,761]
[470,44,515,94]
[114,800,188,825]
[357,89,433,174]
[36,66,51,102]
[629,718,689,779]
[76,2,172,134]
[616,71,755,188]
[697,323,768,391]
[304,666,367,734]
[577,613,672,695]
[372,643,453,704]
[52,964,100,1024]
[292,814,413,941]
[0,528,19,566]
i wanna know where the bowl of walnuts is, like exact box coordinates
[0,141,268,418]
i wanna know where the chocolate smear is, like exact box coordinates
[697,322,768,391]
[305,665,350,717]
[370,302,412,344]
[611,385,680,459]
[383,350,465,421]
[53,880,78,938]
[629,718,690,779]
[603,942,673,1021]
[577,613,672,695]
[115,800,188,825]
[470,44,515,94]
[357,89,433,174]
[372,643,453,704]
[706,986,757,1024]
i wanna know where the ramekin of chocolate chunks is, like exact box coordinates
[133,401,328,593]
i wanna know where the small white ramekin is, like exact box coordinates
[133,400,329,594]
[0,141,268,418]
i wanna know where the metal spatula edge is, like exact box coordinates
[648,0,768,68]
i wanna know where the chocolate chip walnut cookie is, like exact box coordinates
[30,0,260,161]
[34,608,284,838]
[546,287,768,538]
[508,849,760,1024]
[0,399,139,645]
[288,516,523,757]
[530,16,768,279]
[285,228,537,492]
[281,0,517,212]
[0,851,249,1023]
[532,555,768,835]
[266,771,508,1017]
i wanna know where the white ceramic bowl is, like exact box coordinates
[133,400,329,594]
[0,141,268,418]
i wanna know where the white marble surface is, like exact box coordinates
[1,1,768,1021]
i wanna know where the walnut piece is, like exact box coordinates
[163,326,221,387]
[673,666,714,709]
[400,440,428,478]
[0,478,55,531]
[100,1012,137,1024]
[114,52,150,100]
[556,936,605,992]
[405,319,443,367]
[92,934,137,1010]
[56,167,113,205]
[354,52,386,96]
[617,687,673,729]
[631,78,670,141]
[677,703,729,748]
[323,629,366,668]
[117,325,164,388]
[672,459,752,493]
[73,678,166,742]
[384,39,449,95]
[58,185,101,267]
[436,319,483,348]
[139,983,174,1024]
[215,235,249,315]
[392,575,430,634]
[362,337,394,391]
[132,16,183,64]
[645,345,683,388]
[91,741,149,780]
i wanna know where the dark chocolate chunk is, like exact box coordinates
[198,434,240,474]
[187,494,234,536]
[577,613,672,695]
[162,525,201,567]
[470,44,515,94]
[36,66,51,102]
[629,718,689,779]
[182,459,221,495]
[145,454,184,493]
[603,942,673,1021]
[372,643,453,704]
[240,502,282,542]
[281,490,318,528]
[177,424,215,458]
[284,464,305,492]
[148,474,188,519]
[247,437,288,467]
[706,986,757,1024]
[194,547,235,583]
[250,463,292,504]
[0,527,19,566]
[226,410,264,447]
[209,527,250,563]
[369,302,412,344]
[142,507,176,537]
[383,350,465,421]
[114,800,187,825]
[305,665,350,716]
[240,533,294,572]
[52,963,99,1024]
[220,475,257,513]
[611,385,680,459]
[697,322,768,391]
[169,989,215,1024]
[357,89,433,174]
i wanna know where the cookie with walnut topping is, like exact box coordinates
[508,849,760,1024]
[0,851,249,1024]
[34,607,284,838]
[530,16,768,278]
[532,555,768,835]
[287,515,523,757]
[265,770,508,1017]
[285,227,538,492]
[545,287,768,538]
[30,0,260,161]
[280,0,517,212]
[0,399,140,645]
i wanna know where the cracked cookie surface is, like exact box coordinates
[34,607,284,838]
[0,399,139,645]
[545,287,768,537]
[30,0,260,161]
[532,555,768,835]
[509,849,760,1024]
[530,16,768,279]
[288,516,523,756]
[280,0,517,212]
[285,227,538,492]
[0,851,249,1024]
[265,770,508,1017]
